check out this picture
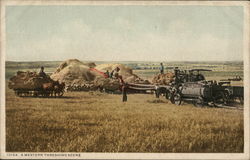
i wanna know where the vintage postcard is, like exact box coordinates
[0,0,249,159]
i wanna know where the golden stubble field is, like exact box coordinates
[5,88,243,153]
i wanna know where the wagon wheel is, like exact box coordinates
[14,90,19,96]
[57,90,64,97]
[165,91,171,100]
[173,93,182,105]
[214,91,221,103]
[16,90,22,97]
[223,91,230,105]
[24,91,30,97]
[170,92,175,104]
[193,97,204,107]
[16,91,21,96]
[155,90,160,98]
[43,91,50,97]
[33,91,38,97]
[213,91,228,106]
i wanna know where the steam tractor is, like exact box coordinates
[170,81,231,106]
[155,68,243,107]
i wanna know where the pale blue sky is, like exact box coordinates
[6,5,243,61]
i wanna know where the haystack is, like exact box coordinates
[152,72,175,85]
[50,59,100,87]
[84,62,96,68]
[50,59,150,91]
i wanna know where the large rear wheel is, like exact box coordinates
[165,91,171,100]
[223,91,230,105]
[213,91,228,107]
[173,93,182,105]
[155,90,160,98]
[193,97,204,107]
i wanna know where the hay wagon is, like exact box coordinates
[8,71,65,97]
[12,84,65,97]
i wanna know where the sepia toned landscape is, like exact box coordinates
[5,61,244,152]
[3,3,247,157]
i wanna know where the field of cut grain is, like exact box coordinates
[6,88,244,152]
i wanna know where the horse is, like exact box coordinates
[42,81,65,97]
[54,82,65,97]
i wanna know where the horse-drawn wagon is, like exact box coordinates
[8,71,65,97]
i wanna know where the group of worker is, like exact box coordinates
[105,67,120,79]
[104,67,128,102]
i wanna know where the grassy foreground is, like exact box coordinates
[6,88,243,152]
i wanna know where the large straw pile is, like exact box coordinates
[152,72,175,85]
[50,59,99,87]
[50,59,149,91]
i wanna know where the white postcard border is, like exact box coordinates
[0,0,249,159]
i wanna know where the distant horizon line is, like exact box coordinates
[5,59,244,63]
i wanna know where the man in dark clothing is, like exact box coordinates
[160,63,164,74]
[122,83,128,102]
[39,66,47,78]
[174,67,180,84]
[118,75,127,102]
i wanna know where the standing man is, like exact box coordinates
[174,67,180,84]
[118,75,127,102]
[122,82,128,102]
[189,70,194,82]
[160,63,164,74]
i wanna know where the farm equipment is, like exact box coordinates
[89,68,109,78]
[155,68,212,99]
[224,84,244,104]
[218,81,244,104]
[220,76,243,81]
[154,68,244,107]
[173,68,212,83]
[170,81,230,106]
[8,71,65,97]
[170,81,244,106]
[127,83,155,93]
